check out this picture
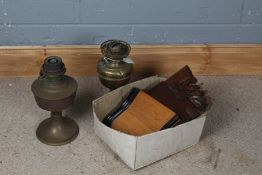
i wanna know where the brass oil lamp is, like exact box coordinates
[97,40,133,90]
[31,56,79,145]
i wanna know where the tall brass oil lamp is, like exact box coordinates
[31,56,79,146]
[97,40,133,90]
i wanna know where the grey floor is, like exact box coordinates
[0,76,261,175]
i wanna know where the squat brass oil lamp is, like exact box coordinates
[97,40,133,90]
[31,56,79,146]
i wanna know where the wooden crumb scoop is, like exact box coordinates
[105,89,180,136]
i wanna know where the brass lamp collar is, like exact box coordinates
[41,56,66,76]
[101,39,131,60]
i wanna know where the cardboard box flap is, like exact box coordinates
[135,115,206,169]
[94,115,137,169]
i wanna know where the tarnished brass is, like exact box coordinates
[97,40,133,90]
[31,56,79,146]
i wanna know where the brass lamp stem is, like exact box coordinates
[51,111,62,118]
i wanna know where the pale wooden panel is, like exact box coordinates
[0,48,44,76]
[0,45,261,77]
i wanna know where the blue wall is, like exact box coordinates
[0,0,262,45]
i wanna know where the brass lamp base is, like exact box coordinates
[36,111,79,146]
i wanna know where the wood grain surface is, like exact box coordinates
[111,91,176,136]
[0,44,261,77]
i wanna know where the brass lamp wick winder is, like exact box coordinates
[31,56,79,146]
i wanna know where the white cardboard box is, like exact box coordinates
[92,76,206,170]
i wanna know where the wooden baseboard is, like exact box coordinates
[0,44,261,77]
